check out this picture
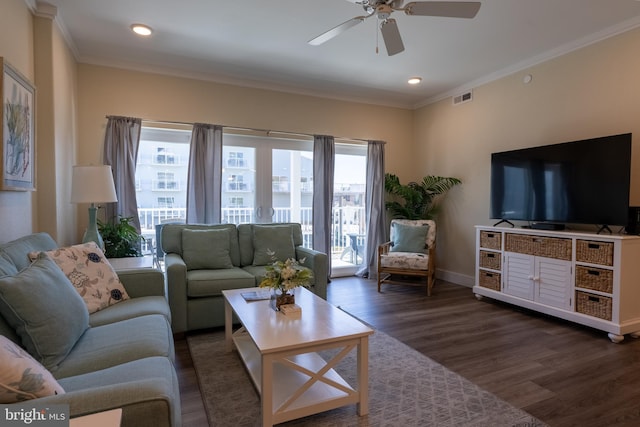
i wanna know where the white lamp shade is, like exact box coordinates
[70,165,118,204]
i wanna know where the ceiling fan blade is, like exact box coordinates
[380,18,404,56]
[308,16,368,46]
[404,1,481,18]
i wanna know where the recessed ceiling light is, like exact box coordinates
[408,77,422,85]
[131,24,153,37]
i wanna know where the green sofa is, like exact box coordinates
[0,233,180,427]
[162,222,328,333]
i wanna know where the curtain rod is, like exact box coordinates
[107,116,369,144]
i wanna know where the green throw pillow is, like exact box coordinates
[390,222,430,254]
[0,254,89,371]
[252,225,295,265]
[182,228,234,270]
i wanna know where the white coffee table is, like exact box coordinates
[223,286,374,426]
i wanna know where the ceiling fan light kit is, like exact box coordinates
[309,0,481,56]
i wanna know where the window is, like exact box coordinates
[155,171,179,190]
[227,174,248,191]
[136,126,190,247]
[221,134,313,233]
[272,175,289,192]
[157,197,175,208]
[229,197,244,207]
[136,125,367,275]
[154,147,177,165]
[227,151,246,168]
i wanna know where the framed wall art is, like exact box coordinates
[1,58,35,191]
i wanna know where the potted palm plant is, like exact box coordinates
[384,173,462,220]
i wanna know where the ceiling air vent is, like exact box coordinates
[452,90,473,105]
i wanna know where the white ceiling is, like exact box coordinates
[42,0,640,109]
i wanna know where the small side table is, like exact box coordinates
[107,255,155,270]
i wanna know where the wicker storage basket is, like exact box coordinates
[505,233,571,260]
[479,250,501,270]
[575,265,613,294]
[575,291,612,321]
[576,240,614,266]
[480,231,502,250]
[478,270,501,291]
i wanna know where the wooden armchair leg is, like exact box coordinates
[427,271,435,296]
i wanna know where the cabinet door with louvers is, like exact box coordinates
[504,252,572,309]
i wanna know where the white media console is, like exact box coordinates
[474,225,640,342]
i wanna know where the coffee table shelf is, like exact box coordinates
[223,287,373,426]
[233,331,354,412]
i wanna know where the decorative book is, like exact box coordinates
[279,303,302,317]
[241,290,271,301]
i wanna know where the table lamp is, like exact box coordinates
[71,165,118,250]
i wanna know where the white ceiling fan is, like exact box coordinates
[308,0,481,56]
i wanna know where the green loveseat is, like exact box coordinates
[0,233,180,427]
[162,222,328,333]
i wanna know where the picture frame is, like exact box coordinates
[0,58,36,191]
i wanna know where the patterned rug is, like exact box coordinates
[188,329,547,427]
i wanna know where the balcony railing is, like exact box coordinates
[137,206,365,264]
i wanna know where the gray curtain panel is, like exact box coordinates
[103,116,142,232]
[312,135,335,275]
[357,140,386,279]
[186,124,223,224]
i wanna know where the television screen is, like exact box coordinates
[490,133,632,226]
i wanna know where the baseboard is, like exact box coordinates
[436,269,474,288]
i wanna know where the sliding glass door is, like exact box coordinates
[222,134,313,246]
[331,144,367,277]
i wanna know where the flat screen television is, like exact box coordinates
[490,133,632,228]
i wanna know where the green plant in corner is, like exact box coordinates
[97,216,144,258]
[385,173,462,220]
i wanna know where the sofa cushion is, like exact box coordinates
[89,296,171,327]
[0,255,89,371]
[29,242,130,314]
[380,252,430,270]
[0,253,17,276]
[162,224,241,266]
[186,268,255,298]
[57,356,180,427]
[238,223,304,266]
[53,314,174,378]
[0,232,58,271]
[252,225,296,265]
[182,228,233,270]
[390,222,430,254]
[0,335,65,403]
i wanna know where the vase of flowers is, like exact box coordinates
[259,254,312,311]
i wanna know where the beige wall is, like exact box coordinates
[51,19,78,246]
[0,0,35,242]
[75,65,415,239]
[415,27,640,285]
[0,2,78,245]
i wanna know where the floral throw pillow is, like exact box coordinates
[0,335,65,403]
[29,242,130,314]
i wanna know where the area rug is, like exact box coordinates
[188,329,547,427]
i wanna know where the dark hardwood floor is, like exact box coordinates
[175,277,640,426]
